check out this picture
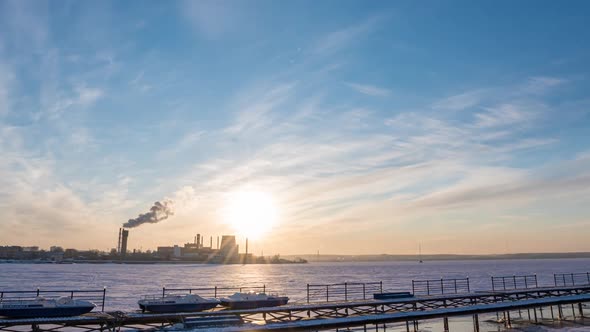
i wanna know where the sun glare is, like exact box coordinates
[224,190,278,239]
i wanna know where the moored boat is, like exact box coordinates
[220,292,289,310]
[0,297,95,318]
[138,294,220,313]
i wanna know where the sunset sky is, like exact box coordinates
[1,1,589,255]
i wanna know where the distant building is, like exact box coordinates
[22,246,39,252]
[211,235,239,263]
[0,246,23,259]
[50,246,64,252]
[157,246,175,259]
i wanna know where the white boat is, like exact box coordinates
[138,294,220,313]
[0,297,95,318]
[220,292,289,309]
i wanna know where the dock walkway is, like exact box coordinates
[1,281,590,331]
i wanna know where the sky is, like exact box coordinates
[1,0,590,255]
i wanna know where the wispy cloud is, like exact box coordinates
[432,89,488,111]
[345,82,391,97]
[474,103,535,128]
[522,76,567,94]
[311,16,383,55]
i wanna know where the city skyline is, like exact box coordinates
[1,1,590,255]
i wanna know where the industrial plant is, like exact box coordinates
[116,228,255,264]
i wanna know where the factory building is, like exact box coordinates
[115,229,250,263]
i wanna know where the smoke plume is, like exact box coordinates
[123,200,174,228]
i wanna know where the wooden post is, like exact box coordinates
[506,311,512,328]
[550,305,555,320]
[533,307,538,323]
[579,303,584,317]
[527,309,531,321]
[406,320,410,332]
[444,317,449,331]
[473,314,480,332]
[572,304,576,319]
[558,304,564,320]
[307,284,310,304]
[326,285,329,302]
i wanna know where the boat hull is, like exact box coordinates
[220,298,289,310]
[139,302,219,313]
[0,306,95,318]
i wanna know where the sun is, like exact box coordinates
[224,190,278,239]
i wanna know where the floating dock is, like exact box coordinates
[0,273,589,331]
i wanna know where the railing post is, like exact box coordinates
[326,285,329,302]
[37,288,40,297]
[412,281,415,295]
[345,282,348,301]
[380,281,383,294]
[587,272,590,285]
[70,291,74,299]
[162,287,165,298]
[441,279,444,295]
[102,287,106,312]
[214,286,217,298]
[524,276,528,289]
[363,284,366,300]
[467,277,470,293]
[307,284,310,303]
[263,285,266,293]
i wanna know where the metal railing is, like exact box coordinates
[306,282,383,303]
[554,272,590,287]
[0,288,107,312]
[491,275,538,291]
[412,278,470,296]
[162,285,266,298]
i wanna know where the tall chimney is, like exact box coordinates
[245,238,248,256]
[210,236,212,248]
[217,236,219,249]
[117,228,122,254]
[196,234,201,249]
[119,228,129,256]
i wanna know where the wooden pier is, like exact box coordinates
[1,273,589,331]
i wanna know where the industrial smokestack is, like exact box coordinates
[123,200,174,228]
[245,238,248,256]
[118,228,129,256]
[210,236,212,248]
[197,234,201,249]
[217,236,219,249]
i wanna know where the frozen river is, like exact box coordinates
[1,259,590,331]
[1,258,589,311]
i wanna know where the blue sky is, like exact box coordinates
[1,0,589,254]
